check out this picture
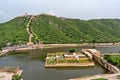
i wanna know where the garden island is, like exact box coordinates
[45,49,95,67]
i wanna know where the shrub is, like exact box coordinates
[69,49,75,53]
[104,55,120,67]
[12,75,21,80]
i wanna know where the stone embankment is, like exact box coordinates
[45,63,95,68]
[70,49,120,80]
[44,42,120,48]
[0,44,42,56]
[82,49,120,73]
[0,66,23,80]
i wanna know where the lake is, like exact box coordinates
[0,46,120,80]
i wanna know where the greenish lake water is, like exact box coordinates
[0,46,120,80]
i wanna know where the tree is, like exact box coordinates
[69,48,75,53]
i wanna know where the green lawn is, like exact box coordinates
[57,59,66,63]
[47,53,55,57]
[79,59,91,63]
[67,59,79,63]
[46,57,56,64]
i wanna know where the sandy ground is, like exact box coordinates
[69,73,120,80]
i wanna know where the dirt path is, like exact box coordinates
[26,16,34,45]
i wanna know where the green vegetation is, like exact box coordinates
[12,75,21,80]
[117,75,120,79]
[0,16,30,48]
[104,54,120,67]
[57,59,66,63]
[67,59,79,63]
[46,57,56,64]
[79,59,90,63]
[46,51,92,65]
[1,14,120,46]
[91,78,108,80]
[0,67,18,73]
[69,48,75,53]
[7,67,18,72]
[47,53,55,57]
[56,52,64,56]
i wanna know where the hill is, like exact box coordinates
[0,14,120,47]
[0,16,30,48]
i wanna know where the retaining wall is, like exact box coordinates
[93,54,120,73]
[82,49,120,73]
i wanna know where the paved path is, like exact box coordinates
[26,16,34,45]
